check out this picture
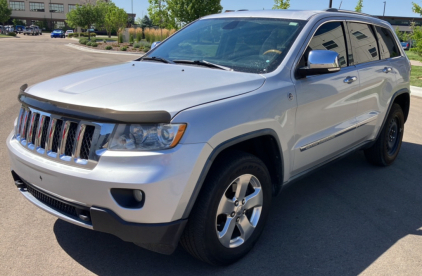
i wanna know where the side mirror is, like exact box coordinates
[298,50,340,77]
[151,41,161,49]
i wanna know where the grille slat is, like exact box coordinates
[40,117,50,149]
[80,126,95,160]
[31,113,40,145]
[65,123,78,156]
[51,120,63,153]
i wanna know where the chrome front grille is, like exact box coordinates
[14,106,115,169]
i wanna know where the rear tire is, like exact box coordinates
[180,151,272,265]
[364,103,404,166]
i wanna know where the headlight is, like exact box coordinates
[109,123,186,151]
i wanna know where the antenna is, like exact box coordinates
[339,1,343,9]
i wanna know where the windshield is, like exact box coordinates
[148,18,305,73]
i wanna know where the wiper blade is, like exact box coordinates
[173,60,233,71]
[141,56,175,64]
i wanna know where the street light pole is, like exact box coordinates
[329,0,333,8]
[383,1,386,16]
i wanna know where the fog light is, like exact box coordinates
[133,189,143,202]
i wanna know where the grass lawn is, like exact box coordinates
[406,51,422,62]
[410,65,422,87]
[0,34,12,38]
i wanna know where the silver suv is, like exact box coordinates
[6,9,410,265]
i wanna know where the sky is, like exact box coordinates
[114,0,422,20]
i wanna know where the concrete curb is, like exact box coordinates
[65,43,143,56]
[410,86,422,99]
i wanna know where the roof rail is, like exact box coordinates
[325,8,376,18]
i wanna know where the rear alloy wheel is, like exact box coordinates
[180,151,272,265]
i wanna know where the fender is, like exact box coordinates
[181,129,284,219]
[374,88,410,142]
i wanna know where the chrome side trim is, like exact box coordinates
[356,115,378,128]
[300,115,379,152]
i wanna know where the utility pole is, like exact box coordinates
[329,0,333,8]
[383,1,386,16]
[339,1,343,9]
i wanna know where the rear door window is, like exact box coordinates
[374,26,401,59]
[347,22,379,64]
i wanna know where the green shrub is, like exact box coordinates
[103,39,106,43]
[105,45,112,50]
[129,34,134,44]
[118,33,124,44]
[133,42,141,49]
[79,38,88,45]
[144,46,151,52]
[7,32,17,37]
[72,32,79,38]
[91,42,98,47]
[120,46,127,51]
[86,41,92,46]
[68,33,73,38]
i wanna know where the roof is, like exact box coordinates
[203,10,324,21]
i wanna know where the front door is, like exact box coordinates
[292,21,360,175]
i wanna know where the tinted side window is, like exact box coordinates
[347,22,379,64]
[374,26,401,59]
[303,21,348,68]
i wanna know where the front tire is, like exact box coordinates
[364,103,405,166]
[180,151,272,265]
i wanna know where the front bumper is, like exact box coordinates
[6,131,212,252]
[13,175,186,254]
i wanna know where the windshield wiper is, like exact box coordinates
[173,60,233,71]
[141,56,175,64]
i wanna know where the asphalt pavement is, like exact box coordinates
[1,35,422,275]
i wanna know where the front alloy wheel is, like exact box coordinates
[216,174,263,248]
[180,151,272,265]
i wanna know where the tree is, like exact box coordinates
[12,19,25,26]
[167,0,222,25]
[272,0,290,9]
[66,2,102,40]
[355,0,363,12]
[148,0,175,29]
[0,0,12,27]
[97,0,114,37]
[105,5,126,44]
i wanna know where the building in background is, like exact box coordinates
[376,15,422,33]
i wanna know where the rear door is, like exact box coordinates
[292,21,360,175]
[346,22,397,142]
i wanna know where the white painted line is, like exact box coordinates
[65,43,143,56]
[410,86,422,98]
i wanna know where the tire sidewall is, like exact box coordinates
[381,104,404,165]
[201,156,272,264]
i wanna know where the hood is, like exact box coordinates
[25,61,266,117]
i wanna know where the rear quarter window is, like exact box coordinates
[374,26,401,59]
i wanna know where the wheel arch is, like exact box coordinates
[182,129,284,219]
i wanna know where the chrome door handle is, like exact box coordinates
[383,67,392,73]
[344,76,358,84]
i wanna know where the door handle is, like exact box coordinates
[383,67,392,73]
[344,76,358,84]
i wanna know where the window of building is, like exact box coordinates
[347,22,379,64]
[49,3,64,13]
[374,26,401,59]
[68,4,76,12]
[29,2,44,12]
[55,21,65,29]
[305,21,348,68]
[9,1,25,11]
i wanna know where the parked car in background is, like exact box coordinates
[7,9,411,266]
[15,25,25,34]
[65,30,73,37]
[401,41,410,50]
[23,27,34,35]
[32,26,42,35]
[51,30,65,38]
[5,25,15,34]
